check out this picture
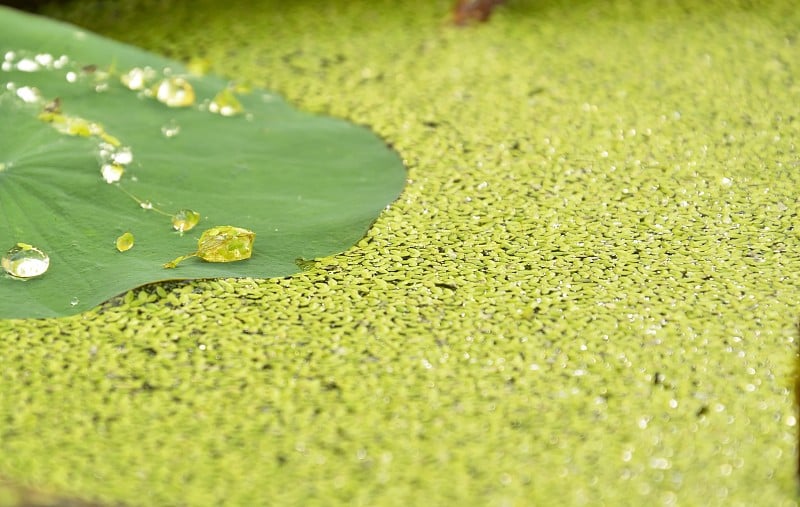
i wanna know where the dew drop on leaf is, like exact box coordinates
[101,163,124,183]
[209,88,244,117]
[15,85,41,103]
[69,297,79,306]
[161,119,180,138]
[120,66,154,91]
[2,243,50,279]
[163,225,255,268]
[15,57,39,72]
[111,146,133,165]
[140,200,153,210]
[115,232,134,252]
[171,209,200,232]
[154,77,195,107]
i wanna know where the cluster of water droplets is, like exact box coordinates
[0,48,260,283]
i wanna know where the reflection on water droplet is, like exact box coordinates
[140,200,153,210]
[101,163,124,183]
[161,119,180,138]
[65,71,77,83]
[121,66,155,91]
[69,297,79,306]
[4,51,15,62]
[116,232,134,252]
[2,243,50,279]
[172,209,201,232]
[209,88,244,117]
[154,77,195,107]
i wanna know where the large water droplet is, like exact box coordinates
[171,209,201,232]
[115,232,134,252]
[154,77,195,107]
[163,225,255,268]
[161,119,180,138]
[2,243,50,279]
[209,88,244,117]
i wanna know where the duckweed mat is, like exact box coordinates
[2,1,799,505]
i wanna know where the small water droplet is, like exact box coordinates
[154,77,195,107]
[2,243,50,279]
[15,86,41,103]
[171,209,201,232]
[209,88,244,116]
[69,297,79,306]
[101,163,124,183]
[111,146,133,165]
[65,71,77,83]
[115,232,134,252]
[160,119,180,138]
[15,58,39,72]
[140,200,153,210]
[3,51,15,62]
[34,53,53,67]
[120,66,155,91]
[53,55,69,69]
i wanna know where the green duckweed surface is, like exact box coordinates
[2,1,799,505]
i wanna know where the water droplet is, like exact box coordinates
[53,55,69,69]
[111,146,133,165]
[34,53,53,67]
[209,88,244,116]
[171,209,201,232]
[160,119,180,138]
[163,225,255,268]
[115,232,134,252]
[69,297,79,306]
[4,51,15,62]
[101,163,124,183]
[2,243,50,279]
[154,77,195,107]
[120,66,155,91]
[65,71,77,83]
[140,200,153,210]
[15,58,39,72]
[15,86,41,103]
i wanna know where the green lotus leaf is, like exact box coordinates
[0,7,405,319]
